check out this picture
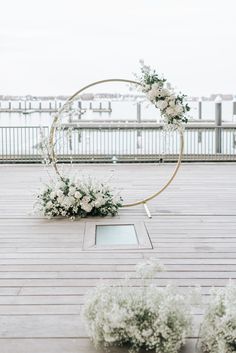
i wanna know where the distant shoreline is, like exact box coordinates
[0,93,235,102]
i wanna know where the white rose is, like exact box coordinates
[74,191,82,199]
[81,195,91,203]
[152,82,161,91]
[174,105,184,114]
[81,202,93,213]
[156,100,168,110]
[68,196,75,204]
[56,190,64,197]
[166,107,176,117]
[160,88,170,97]
[68,187,76,195]
[146,88,157,102]
[94,197,105,208]
[61,196,72,209]
[46,201,53,209]
[169,100,176,107]
[50,191,57,199]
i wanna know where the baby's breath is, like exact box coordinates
[83,258,193,353]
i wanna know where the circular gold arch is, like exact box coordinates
[49,79,184,209]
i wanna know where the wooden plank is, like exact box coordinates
[0,163,235,352]
[0,338,198,353]
[0,314,201,338]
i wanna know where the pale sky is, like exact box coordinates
[1,0,235,96]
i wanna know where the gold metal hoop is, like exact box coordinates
[49,79,184,210]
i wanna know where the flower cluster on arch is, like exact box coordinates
[138,61,190,130]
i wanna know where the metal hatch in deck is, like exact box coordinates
[83,222,152,250]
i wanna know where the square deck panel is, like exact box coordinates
[83,221,153,250]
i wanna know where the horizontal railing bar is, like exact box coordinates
[1,124,236,129]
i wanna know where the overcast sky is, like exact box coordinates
[1,0,235,96]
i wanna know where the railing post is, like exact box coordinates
[233,98,236,120]
[198,98,202,120]
[215,96,222,154]
[198,98,202,143]
[137,102,141,122]
[78,101,82,120]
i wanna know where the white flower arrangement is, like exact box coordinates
[199,282,236,353]
[137,61,190,130]
[83,258,193,353]
[35,176,122,219]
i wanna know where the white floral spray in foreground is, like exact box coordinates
[83,258,197,353]
[199,282,236,353]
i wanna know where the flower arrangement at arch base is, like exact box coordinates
[83,259,196,353]
[35,176,122,219]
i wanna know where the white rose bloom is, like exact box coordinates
[68,187,76,195]
[81,202,93,213]
[61,196,72,209]
[46,201,53,209]
[50,191,57,199]
[94,197,105,208]
[166,107,176,117]
[160,88,170,97]
[174,105,184,114]
[94,192,103,200]
[74,191,82,199]
[152,82,161,91]
[156,100,168,110]
[82,195,91,204]
[68,196,75,204]
[56,189,64,197]
[146,88,157,102]
[168,100,176,107]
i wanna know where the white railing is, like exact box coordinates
[0,124,235,162]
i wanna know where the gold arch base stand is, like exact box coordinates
[49,79,184,219]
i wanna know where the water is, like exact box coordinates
[0,100,235,127]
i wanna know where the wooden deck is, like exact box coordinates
[0,163,235,353]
